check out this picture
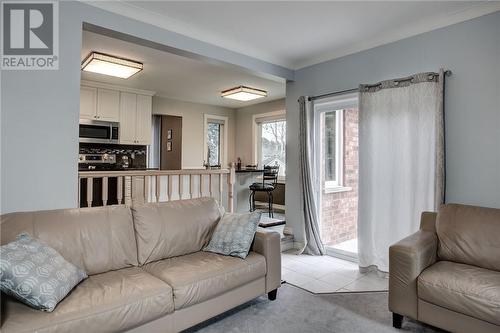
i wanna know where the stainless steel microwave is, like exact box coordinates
[79,119,119,144]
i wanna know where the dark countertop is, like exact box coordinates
[121,167,159,171]
[235,169,265,173]
[78,167,159,172]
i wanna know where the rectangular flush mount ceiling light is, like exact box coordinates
[221,86,267,101]
[81,52,143,79]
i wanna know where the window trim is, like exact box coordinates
[207,122,222,166]
[252,110,286,180]
[203,114,228,168]
[313,92,358,192]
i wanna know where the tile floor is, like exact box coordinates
[281,250,389,294]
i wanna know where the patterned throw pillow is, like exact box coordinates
[0,233,87,312]
[203,211,261,259]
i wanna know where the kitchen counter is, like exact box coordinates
[235,169,265,173]
[233,170,266,213]
[78,167,159,172]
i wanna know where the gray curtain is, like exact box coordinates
[298,96,325,255]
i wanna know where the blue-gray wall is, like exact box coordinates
[286,11,500,244]
[0,1,291,214]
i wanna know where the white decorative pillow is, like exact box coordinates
[203,211,261,259]
[0,234,87,312]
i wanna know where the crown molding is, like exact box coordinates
[293,3,500,69]
[83,1,500,72]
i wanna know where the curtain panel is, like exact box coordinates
[298,96,325,255]
[357,70,445,272]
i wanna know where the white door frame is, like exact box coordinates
[313,93,359,261]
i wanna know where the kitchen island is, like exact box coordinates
[233,169,265,213]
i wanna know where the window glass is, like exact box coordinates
[207,122,221,166]
[324,111,337,182]
[261,120,286,176]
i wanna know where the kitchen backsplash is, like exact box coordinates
[79,143,148,168]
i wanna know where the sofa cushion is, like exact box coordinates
[436,204,500,272]
[1,267,174,333]
[131,198,222,265]
[418,261,500,325]
[143,251,266,310]
[0,234,87,312]
[0,206,138,275]
[203,211,261,259]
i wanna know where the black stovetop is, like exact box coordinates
[78,164,156,172]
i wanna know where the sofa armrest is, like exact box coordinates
[389,229,437,319]
[252,228,281,293]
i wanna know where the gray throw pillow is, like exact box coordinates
[0,233,87,312]
[203,211,261,259]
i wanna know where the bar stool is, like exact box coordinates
[249,165,279,217]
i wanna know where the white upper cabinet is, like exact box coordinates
[135,95,152,145]
[80,86,119,122]
[97,88,120,121]
[79,86,97,120]
[119,92,137,144]
[119,93,152,145]
[80,81,154,145]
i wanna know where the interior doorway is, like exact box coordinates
[314,93,359,261]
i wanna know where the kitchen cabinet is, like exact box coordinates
[135,95,152,144]
[119,93,152,145]
[80,86,119,122]
[119,92,137,144]
[79,86,97,120]
[97,88,120,121]
[80,80,154,145]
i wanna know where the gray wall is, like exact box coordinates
[235,98,286,165]
[153,96,236,169]
[286,11,500,244]
[0,1,290,214]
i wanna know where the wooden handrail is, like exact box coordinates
[78,167,235,212]
[78,168,230,178]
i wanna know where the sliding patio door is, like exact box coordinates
[313,93,359,260]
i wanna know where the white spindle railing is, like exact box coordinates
[78,167,235,212]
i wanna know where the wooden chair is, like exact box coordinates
[249,165,279,217]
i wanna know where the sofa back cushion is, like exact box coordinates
[132,198,222,265]
[0,206,138,275]
[436,204,500,271]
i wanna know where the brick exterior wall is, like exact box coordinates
[320,108,359,246]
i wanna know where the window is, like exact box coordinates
[314,92,358,192]
[207,122,221,166]
[204,114,227,167]
[323,110,342,187]
[260,119,286,177]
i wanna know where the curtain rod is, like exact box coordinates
[309,70,452,101]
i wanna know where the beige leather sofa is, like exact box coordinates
[0,197,281,333]
[389,204,500,333]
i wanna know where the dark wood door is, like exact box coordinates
[160,115,182,170]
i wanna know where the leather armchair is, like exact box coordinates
[389,204,500,333]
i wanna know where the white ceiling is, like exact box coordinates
[81,31,286,108]
[88,1,500,69]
